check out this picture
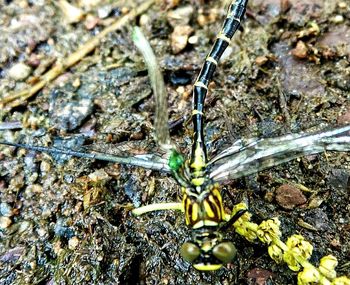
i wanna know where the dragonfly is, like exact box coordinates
[1,0,350,272]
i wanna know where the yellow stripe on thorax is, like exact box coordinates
[203,200,215,218]
[192,202,199,222]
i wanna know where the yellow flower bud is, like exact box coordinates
[319,276,332,285]
[231,202,248,215]
[235,212,252,226]
[286,235,313,260]
[283,250,301,271]
[319,255,338,280]
[297,267,320,284]
[235,224,257,242]
[331,276,350,285]
[286,235,303,247]
[268,244,283,263]
[235,226,248,237]
[245,230,258,242]
[257,218,282,244]
[320,255,338,270]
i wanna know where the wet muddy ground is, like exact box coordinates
[0,0,349,284]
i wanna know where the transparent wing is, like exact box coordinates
[0,140,171,172]
[208,125,350,182]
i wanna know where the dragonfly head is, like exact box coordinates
[180,231,237,270]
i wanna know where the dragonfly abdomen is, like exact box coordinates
[190,0,248,176]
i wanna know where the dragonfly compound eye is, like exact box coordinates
[212,241,237,263]
[180,242,201,263]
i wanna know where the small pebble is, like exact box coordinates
[80,0,102,10]
[37,228,47,237]
[0,247,25,263]
[17,221,31,233]
[98,5,112,19]
[0,216,12,229]
[0,202,13,217]
[72,77,81,88]
[58,0,84,24]
[331,15,344,24]
[47,38,55,46]
[197,8,219,27]
[167,5,194,28]
[337,107,350,124]
[255,55,269,66]
[139,14,151,27]
[88,169,110,182]
[28,173,38,184]
[41,207,53,218]
[85,14,99,30]
[68,236,79,250]
[188,35,198,45]
[291,41,308,59]
[338,2,347,9]
[9,175,25,190]
[161,0,180,10]
[171,25,193,54]
[120,6,129,15]
[275,184,307,210]
[130,131,144,140]
[26,184,43,194]
[40,160,51,173]
[27,54,41,67]
[176,86,185,94]
[197,14,207,27]
[8,62,32,81]
[18,1,29,9]
[53,240,62,255]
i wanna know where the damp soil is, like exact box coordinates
[0,0,349,284]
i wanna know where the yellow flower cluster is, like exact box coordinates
[230,203,258,242]
[229,203,350,285]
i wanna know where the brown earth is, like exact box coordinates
[0,0,349,284]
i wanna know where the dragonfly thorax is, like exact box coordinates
[182,183,225,229]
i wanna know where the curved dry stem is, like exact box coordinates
[132,26,171,148]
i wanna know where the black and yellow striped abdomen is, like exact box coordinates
[190,0,247,177]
